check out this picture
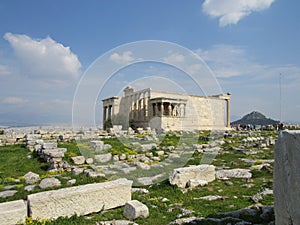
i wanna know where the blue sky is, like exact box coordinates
[0,0,299,126]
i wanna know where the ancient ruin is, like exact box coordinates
[102,86,231,131]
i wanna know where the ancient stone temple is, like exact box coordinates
[102,86,231,131]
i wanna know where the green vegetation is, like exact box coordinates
[0,130,277,224]
[0,143,105,204]
[0,144,48,180]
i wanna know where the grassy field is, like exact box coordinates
[0,130,276,224]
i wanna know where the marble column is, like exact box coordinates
[103,106,107,129]
[226,99,230,128]
[154,103,158,117]
[168,103,172,116]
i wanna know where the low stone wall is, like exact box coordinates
[0,179,132,225]
[274,130,300,225]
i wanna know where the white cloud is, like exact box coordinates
[109,51,135,64]
[2,96,28,104]
[3,32,81,81]
[202,0,275,27]
[163,53,185,64]
[0,64,11,76]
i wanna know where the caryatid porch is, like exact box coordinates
[149,97,187,118]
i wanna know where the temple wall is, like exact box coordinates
[103,88,228,131]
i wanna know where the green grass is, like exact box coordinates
[159,133,180,147]
[0,130,278,224]
[103,137,138,155]
[0,144,48,181]
[213,150,250,169]
[0,143,107,203]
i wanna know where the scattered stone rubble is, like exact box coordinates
[216,168,252,180]
[0,179,133,225]
[38,177,61,189]
[170,206,275,225]
[251,188,273,203]
[123,200,149,220]
[0,126,281,224]
[34,141,68,171]
[24,172,40,184]
[169,165,215,189]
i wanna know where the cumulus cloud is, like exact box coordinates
[110,51,136,64]
[202,0,275,27]
[2,96,28,104]
[163,53,185,64]
[4,32,81,81]
[0,64,11,76]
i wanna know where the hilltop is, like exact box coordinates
[231,111,279,126]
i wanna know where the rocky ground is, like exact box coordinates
[0,128,277,224]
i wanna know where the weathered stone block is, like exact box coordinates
[71,156,86,165]
[28,178,133,220]
[0,190,17,198]
[39,177,61,189]
[123,200,149,220]
[140,143,157,151]
[24,185,35,192]
[104,144,112,150]
[43,148,66,158]
[274,131,300,225]
[0,200,27,225]
[187,179,208,188]
[71,167,84,175]
[42,142,57,149]
[90,140,104,150]
[85,158,94,164]
[86,171,105,178]
[95,153,112,163]
[216,169,252,180]
[169,165,215,188]
[24,171,40,184]
[34,144,42,151]
[135,162,151,170]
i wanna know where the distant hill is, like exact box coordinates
[231,111,279,126]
